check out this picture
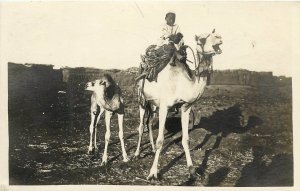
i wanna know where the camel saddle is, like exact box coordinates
[136,43,188,82]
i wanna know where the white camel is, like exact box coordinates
[85,74,129,165]
[135,29,223,179]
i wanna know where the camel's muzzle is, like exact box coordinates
[84,84,89,90]
[213,44,222,54]
[85,82,93,90]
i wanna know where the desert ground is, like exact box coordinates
[8,65,293,186]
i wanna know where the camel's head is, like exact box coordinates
[195,29,223,55]
[85,79,105,92]
[85,74,115,92]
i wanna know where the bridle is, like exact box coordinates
[192,33,215,80]
[182,33,216,110]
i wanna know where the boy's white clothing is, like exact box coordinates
[156,23,184,50]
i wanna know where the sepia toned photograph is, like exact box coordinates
[0,1,299,189]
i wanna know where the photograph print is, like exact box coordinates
[1,1,298,188]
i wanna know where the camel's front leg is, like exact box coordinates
[88,102,98,154]
[147,106,168,180]
[94,108,104,152]
[181,106,195,176]
[101,110,113,166]
[134,105,145,157]
[117,113,129,162]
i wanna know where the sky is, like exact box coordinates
[1,1,300,76]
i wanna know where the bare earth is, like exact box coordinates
[9,84,293,186]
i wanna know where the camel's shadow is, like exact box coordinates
[158,103,263,182]
[192,104,263,151]
[194,103,262,136]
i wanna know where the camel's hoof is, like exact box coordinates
[133,152,140,159]
[147,167,158,181]
[147,174,158,181]
[88,149,95,155]
[100,161,107,166]
[188,166,198,179]
[123,156,130,162]
[189,166,196,175]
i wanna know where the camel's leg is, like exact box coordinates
[148,113,156,153]
[147,106,168,180]
[101,110,113,166]
[117,113,129,162]
[181,106,195,176]
[94,108,104,152]
[134,105,145,157]
[88,100,98,154]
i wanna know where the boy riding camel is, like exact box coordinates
[136,11,187,82]
[157,12,183,49]
[156,11,185,66]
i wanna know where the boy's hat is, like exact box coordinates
[165,11,176,19]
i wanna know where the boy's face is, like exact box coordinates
[166,14,175,26]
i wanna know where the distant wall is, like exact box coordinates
[61,67,136,87]
[62,67,277,87]
[8,62,63,115]
[211,70,275,86]
[8,62,291,99]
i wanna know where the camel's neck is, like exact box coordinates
[187,51,212,103]
[196,52,213,75]
[94,89,120,112]
[188,76,207,103]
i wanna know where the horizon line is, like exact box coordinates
[8,62,292,78]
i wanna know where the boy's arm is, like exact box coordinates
[175,25,183,49]
[175,25,181,34]
[161,25,171,40]
[157,25,170,47]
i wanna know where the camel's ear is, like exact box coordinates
[195,35,199,41]
[200,38,207,45]
[99,80,106,86]
[212,29,215,33]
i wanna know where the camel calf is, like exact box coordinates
[85,74,129,165]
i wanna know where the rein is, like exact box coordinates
[183,39,215,111]
[196,34,214,76]
[187,42,214,81]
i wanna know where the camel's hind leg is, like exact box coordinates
[147,111,156,153]
[117,113,129,162]
[181,106,195,176]
[134,105,145,157]
[101,110,113,166]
